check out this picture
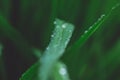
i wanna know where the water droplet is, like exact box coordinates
[112,4,120,10]
[96,14,105,22]
[98,17,101,20]
[59,67,67,75]
[62,24,67,28]
[94,22,97,25]
[46,47,49,50]
[100,14,105,18]
[89,26,92,30]
[84,30,88,34]
[54,21,57,24]
[112,6,115,10]
[51,34,54,38]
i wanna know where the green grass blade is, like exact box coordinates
[19,62,40,80]
[62,4,120,79]
[65,14,106,57]
[67,3,120,54]
[19,19,74,80]
[19,48,42,80]
[39,19,74,80]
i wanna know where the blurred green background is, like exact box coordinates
[0,0,120,80]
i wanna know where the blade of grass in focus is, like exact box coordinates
[63,4,120,79]
[19,19,74,80]
[65,14,106,58]
[39,18,74,80]
[66,3,120,56]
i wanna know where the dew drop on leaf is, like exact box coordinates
[62,24,67,29]
[59,67,67,75]
[84,30,88,34]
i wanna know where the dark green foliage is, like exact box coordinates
[0,0,120,80]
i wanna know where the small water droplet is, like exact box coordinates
[54,21,57,24]
[112,6,115,10]
[101,14,105,18]
[62,24,67,28]
[98,17,101,20]
[51,34,54,38]
[46,47,49,50]
[112,4,120,10]
[84,30,88,34]
[59,67,67,75]
[97,14,105,22]
[89,26,92,30]
[94,22,97,25]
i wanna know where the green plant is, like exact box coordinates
[0,0,120,80]
[20,4,119,80]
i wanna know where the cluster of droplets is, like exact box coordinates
[63,23,74,47]
[53,19,74,51]
[47,21,67,52]
[82,14,105,37]
[99,14,105,20]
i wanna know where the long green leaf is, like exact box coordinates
[66,3,120,55]
[39,18,74,80]
[62,4,120,79]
